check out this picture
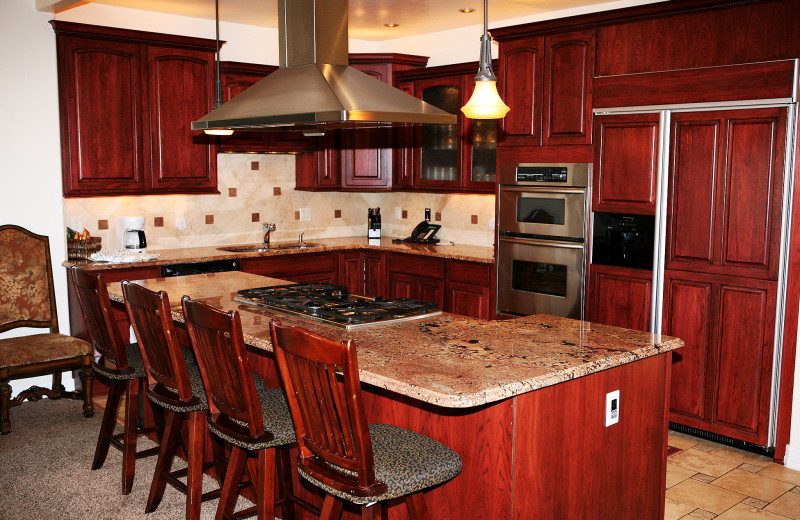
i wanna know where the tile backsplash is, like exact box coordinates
[63,154,496,251]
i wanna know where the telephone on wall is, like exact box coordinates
[398,221,441,243]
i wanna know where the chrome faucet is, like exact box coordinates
[298,232,304,244]
[263,223,276,247]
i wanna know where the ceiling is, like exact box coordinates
[77,0,636,41]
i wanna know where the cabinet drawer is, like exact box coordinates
[387,253,445,279]
[446,260,491,286]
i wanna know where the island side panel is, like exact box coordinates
[513,353,670,520]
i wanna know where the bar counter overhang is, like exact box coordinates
[106,271,683,520]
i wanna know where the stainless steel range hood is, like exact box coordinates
[191,0,456,133]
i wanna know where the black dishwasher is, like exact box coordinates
[160,258,240,277]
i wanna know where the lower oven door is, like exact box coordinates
[497,236,585,318]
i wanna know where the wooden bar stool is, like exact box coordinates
[181,297,302,520]
[69,266,160,495]
[270,319,463,520]
[122,281,224,520]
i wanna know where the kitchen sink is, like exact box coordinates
[218,242,322,253]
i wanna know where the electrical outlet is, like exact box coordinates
[605,390,620,427]
[299,208,311,222]
[395,207,402,219]
[175,212,187,231]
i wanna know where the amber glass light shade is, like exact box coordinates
[461,80,510,119]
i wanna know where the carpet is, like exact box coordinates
[0,397,243,520]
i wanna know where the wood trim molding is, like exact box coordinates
[49,20,221,51]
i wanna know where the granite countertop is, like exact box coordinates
[64,236,494,270]
[106,271,683,409]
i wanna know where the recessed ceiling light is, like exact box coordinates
[459,8,476,13]
[384,23,399,28]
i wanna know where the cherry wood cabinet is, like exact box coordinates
[217,62,310,153]
[52,21,219,197]
[495,29,594,148]
[240,253,338,284]
[386,253,445,308]
[364,252,387,298]
[663,269,777,445]
[666,108,786,280]
[592,113,660,215]
[445,261,493,320]
[587,264,652,332]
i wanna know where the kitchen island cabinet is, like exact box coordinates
[104,271,682,520]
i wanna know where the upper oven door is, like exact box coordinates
[498,187,586,239]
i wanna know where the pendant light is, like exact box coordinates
[460,0,510,119]
[204,0,234,136]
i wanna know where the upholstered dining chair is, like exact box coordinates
[69,266,160,495]
[269,319,463,520]
[122,280,224,520]
[181,296,304,520]
[0,224,94,434]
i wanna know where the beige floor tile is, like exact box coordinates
[666,478,746,514]
[665,497,697,520]
[670,431,703,450]
[669,463,699,488]
[757,463,800,487]
[709,447,772,469]
[764,490,800,520]
[669,448,742,477]
[711,469,794,503]
[715,502,794,519]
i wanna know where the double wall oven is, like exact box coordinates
[496,163,590,318]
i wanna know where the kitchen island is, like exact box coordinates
[105,271,682,520]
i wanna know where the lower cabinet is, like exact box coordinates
[445,261,493,320]
[587,264,652,332]
[386,253,445,309]
[240,253,338,284]
[663,269,776,445]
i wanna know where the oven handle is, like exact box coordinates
[498,236,585,249]
[498,186,587,195]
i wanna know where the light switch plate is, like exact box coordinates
[299,208,311,222]
[606,390,620,427]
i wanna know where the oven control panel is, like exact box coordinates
[498,162,590,187]
[516,166,568,183]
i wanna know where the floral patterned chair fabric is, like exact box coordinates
[0,225,94,435]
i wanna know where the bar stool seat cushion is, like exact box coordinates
[146,348,209,413]
[298,423,463,505]
[92,343,146,381]
[0,333,91,368]
[207,374,295,450]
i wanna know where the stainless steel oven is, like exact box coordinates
[496,163,590,318]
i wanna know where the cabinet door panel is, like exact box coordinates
[542,31,594,146]
[60,38,147,195]
[667,115,721,269]
[588,265,652,332]
[339,251,364,295]
[387,272,414,300]
[148,47,216,192]
[446,280,491,320]
[720,109,786,277]
[499,37,544,144]
[340,127,392,189]
[593,113,659,214]
[365,252,386,298]
[663,273,713,421]
[219,71,271,150]
[416,276,444,308]
[713,281,776,442]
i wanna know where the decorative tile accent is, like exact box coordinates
[739,463,764,474]
[251,161,259,170]
[471,215,478,224]
[335,210,342,218]
[205,215,214,225]
[97,219,108,230]
[689,509,716,519]
[251,213,260,223]
[402,209,408,219]
[273,187,281,196]
[228,188,237,197]
[692,473,716,483]
[792,486,800,495]
[435,212,442,221]
[153,217,164,228]
[741,497,769,509]
[295,211,300,220]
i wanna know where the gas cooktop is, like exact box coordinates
[234,283,442,329]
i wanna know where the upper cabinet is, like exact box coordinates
[52,21,219,197]
[217,62,311,153]
[494,29,594,148]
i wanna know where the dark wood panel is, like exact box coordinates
[592,113,659,215]
[663,273,713,421]
[446,260,491,286]
[338,251,364,295]
[445,281,492,321]
[386,253,446,279]
[416,276,444,308]
[499,37,544,144]
[240,252,338,280]
[386,272,414,300]
[594,60,796,108]
[712,280,776,443]
[587,264,652,332]
[514,354,669,520]
[365,252,386,298]
[666,114,720,269]
[542,30,594,146]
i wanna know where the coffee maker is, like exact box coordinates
[367,208,381,241]
[117,216,147,253]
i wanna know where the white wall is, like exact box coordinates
[1,1,73,391]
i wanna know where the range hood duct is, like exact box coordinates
[191,0,456,133]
